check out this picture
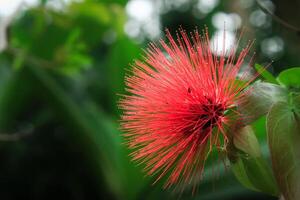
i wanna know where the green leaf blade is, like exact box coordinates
[238,82,288,124]
[255,63,278,84]
[231,125,279,196]
[267,100,300,200]
[277,67,300,89]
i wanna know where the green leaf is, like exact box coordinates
[252,116,267,141]
[231,149,279,196]
[234,125,261,158]
[178,158,263,200]
[267,98,300,200]
[68,1,112,45]
[231,157,258,192]
[26,64,149,199]
[255,63,278,84]
[235,157,278,196]
[25,65,122,197]
[238,82,288,124]
[88,0,128,6]
[277,67,300,89]
[0,68,35,128]
[12,49,27,70]
[232,156,278,196]
[106,37,141,115]
[231,125,278,196]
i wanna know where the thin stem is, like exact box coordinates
[256,0,300,34]
[0,125,34,141]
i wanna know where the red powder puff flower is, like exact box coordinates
[120,28,255,189]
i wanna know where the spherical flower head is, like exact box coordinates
[120,28,255,189]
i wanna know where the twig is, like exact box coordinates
[0,125,34,141]
[256,0,300,34]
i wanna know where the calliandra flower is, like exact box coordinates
[120,28,255,189]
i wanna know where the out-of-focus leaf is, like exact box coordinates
[68,2,111,45]
[26,64,122,197]
[255,64,278,84]
[238,82,288,123]
[83,102,148,200]
[106,37,141,115]
[54,28,92,75]
[86,0,128,6]
[277,67,300,89]
[11,8,71,59]
[109,4,127,36]
[251,117,271,160]
[0,67,34,129]
[0,15,14,52]
[12,49,26,70]
[26,64,149,199]
[252,116,267,140]
[10,4,120,74]
[267,96,300,200]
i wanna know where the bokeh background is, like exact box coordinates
[0,0,299,199]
